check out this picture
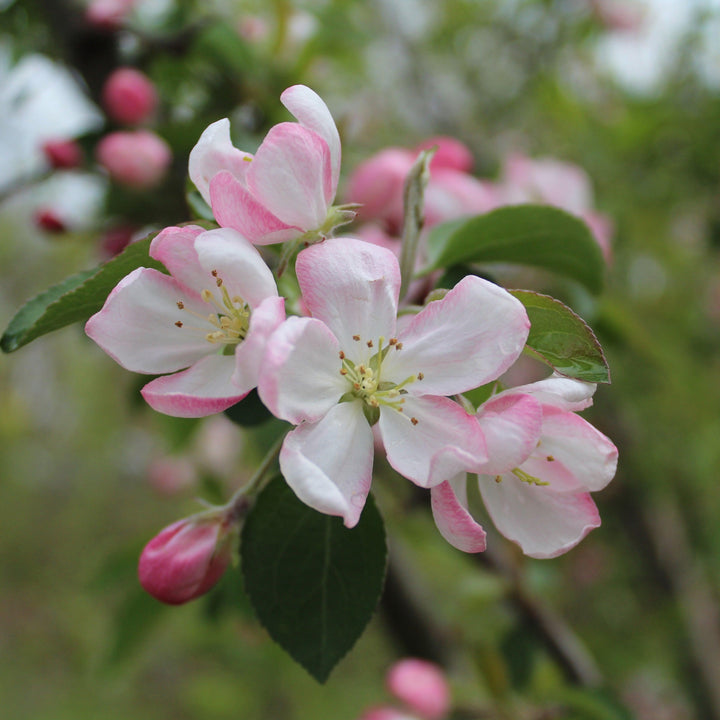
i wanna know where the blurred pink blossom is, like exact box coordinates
[85,0,136,30]
[96,130,171,189]
[102,67,158,126]
[386,659,450,720]
[42,139,84,169]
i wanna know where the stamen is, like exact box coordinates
[353,335,360,341]
[395,342,403,351]
[340,369,348,375]
[417,372,424,380]
[410,417,418,425]
[367,340,373,348]
[546,455,555,462]
[176,301,185,310]
[389,338,398,345]
[495,475,502,483]
[175,321,183,327]
[339,351,345,359]
[211,270,218,277]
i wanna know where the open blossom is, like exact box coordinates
[189,85,349,245]
[258,237,529,528]
[85,225,285,417]
[431,376,618,558]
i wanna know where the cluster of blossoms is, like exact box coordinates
[86,85,617,603]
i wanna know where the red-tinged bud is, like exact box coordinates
[138,511,236,605]
[102,68,158,126]
[96,130,172,189]
[386,659,450,720]
[43,139,84,169]
[34,209,67,234]
[99,224,137,258]
[85,0,136,30]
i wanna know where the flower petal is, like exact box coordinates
[475,393,543,475]
[382,275,529,396]
[248,122,332,229]
[149,225,209,294]
[194,227,278,308]
[378,395,487,488]
[296,237,400,354]
[281,84,341,198]
[189,118,253,205]
[479,476,600,559]
[141,353,246,417]
[507,374,596,411]
[85,267,212,373]
[209,170,299,245]
[430,477,487,553]
[258,316,347,424]
[279,402,374,528]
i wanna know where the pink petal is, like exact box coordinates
[296,238,400,353]
[189,118,253,205]
[194,227,278,308]
[85,268,212,373]
[417,136,475,172]
[279,402,374,528]
[378,395,487,488]
[479,476,601,558]
[209,170,299,245]
[382,275,529,396]
[508,375,596,411]
[257,316,346,424]
[475,393,543,475]
[431,478,487,553]
[248,122,332,229]
[232,296,285,395]
[281,84,341,196]
[149,224,210,294]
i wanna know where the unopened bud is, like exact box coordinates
[43,139,84,169]
[34,209,66,234]
[102,68,158,126]
[386,659,450,720]
[96,130,171,189]
[138,511,236,605]
[85,0,136,30]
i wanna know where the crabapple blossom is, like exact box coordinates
[431,376,618,559]
[258,237,530,528]
[85,224,285,417]
[102,67,158,125]
[190,85,352,245]
[96,129,171,188]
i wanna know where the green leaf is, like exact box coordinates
[511,290,610,383]
[1,232,166,353]
[423,205,605,294]
[241,476,387,683]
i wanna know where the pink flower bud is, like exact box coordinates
[34,209,67,234]
[85,0,136,30]
[102,68,158,126]
[138,512,235,605]
[96,130,171,189]
[386,659,450,720]
[43,139,84,169]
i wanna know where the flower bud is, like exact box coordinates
[138,511,236,605]
[102,68,158,126]
[34,208,66,234]
[43,139,84,169]
[96,130,171,189]
[386,659,450,720]
[85,0,136,30]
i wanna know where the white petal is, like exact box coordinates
[431,477,487,553]
[508,374,596,411]
[280,402,374,528]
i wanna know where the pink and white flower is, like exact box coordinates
[258,237,530,527]
[431,376,618,558]
[189,85,350,245]
[86,224,285,417]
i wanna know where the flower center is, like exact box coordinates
[174,270,250,352]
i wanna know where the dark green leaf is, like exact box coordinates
[241,476,387,683]
[224,389,274,427]
[511,290,610,383]
[423,205,605,294]
[1,232,166,353]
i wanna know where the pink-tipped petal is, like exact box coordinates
[189,118,253,205]
[431,478,487,553]
[296,237,400,352]
[279,402,374,528]
[479,477,601,559]
[383,275,529,396]
[210,170,299,245]
[378,395,487,488]
[141,353,246,417]
[194,227,278,308]
[248,122,332,229]
[258,316,346,424]
[149,224,209,293]
[232,296,286,395]
[475,393,543,475]
[85,268,212,373]
[281,84,341,195]
[508,375,596,411]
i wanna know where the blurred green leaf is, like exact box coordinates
[511,290,610,383]
[1,233,165,353]
[423,205,605,294]
[241,476,387,683]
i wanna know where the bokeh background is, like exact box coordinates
[2,1,720,718]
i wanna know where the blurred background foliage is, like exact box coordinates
[2,0,720,718]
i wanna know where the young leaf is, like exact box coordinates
[241,476,387,683]
[511,290,610,383]
[1,233,165,353]
[423,205,605,294]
